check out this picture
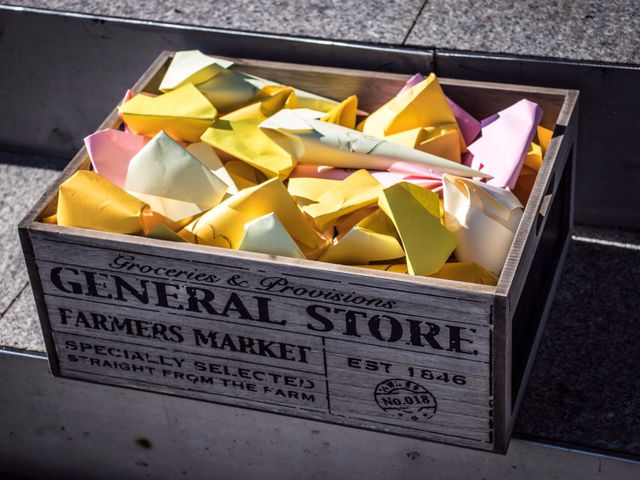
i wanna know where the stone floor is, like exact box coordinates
[0,153,65,351]
[7,0,640,64]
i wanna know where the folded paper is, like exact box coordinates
[332,206,378,235]
[260,109,486,178]
[84,129,148,188]
[467,99,543,189]
[398,73,425,95]
[360,73,466,158]
[358,264,409,274]
[120,90,154,135]
[124,131,228,223]
[180,178,328,259]
[370,171,442,190]
[146,223,188,242]
[221,86,296,122]
[512,166,537,205]
[139,208,179,234]
[379,182,456,276]
[319,210,403,265]
[119,84,217,142]
[186,142,239,195]
[524,142,543,171]
[361,261,497,285]
[197,69,338,114]
[196,69,261,113]
[385,126,461,163]
[239,213,306,259]
[429,262,498,285]
[442,174,523,275]
[447,97,481,145]
[538,125,553,155]
[289,164,354,181]
[397,73,481,145]
[287,177,341,206]
[224,160,266,190]
[512,142,542,204]
[57,170,148,234]
[289,164,443,190]
[321,95,358,129]
[303,170,383,231]
[159,50,233,92]
[201,118,296,180]
[512,126,551,204]
[360,73,457,137]
[51,55,545,287]
[242,72,338,112]
[42,213,57,224]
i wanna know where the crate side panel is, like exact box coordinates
[29,229,494,450]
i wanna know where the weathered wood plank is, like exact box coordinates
[31,228,493,449]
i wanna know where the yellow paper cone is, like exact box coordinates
[146,223,188,243]
[119,84,217,142]
[201,119,296,180]
[321,95,358,129]
[180,178,328,259]
[238,213,306,259]
[159,50,233,92]
[57,170,148,234]
[379,182,456,276]
[303,170,384,231]
[537,125,553,155]
[386,126,461,163]
[358,73,459,138]
[224,161,266,190]
[221,86,296,122]
[287,177,341,206]
[319,210,404,265]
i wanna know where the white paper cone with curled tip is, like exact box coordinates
[442,174,523,276]
[160,50,234,92]
[238,213,306,259]
[259,109,487,178]
[125,131,228,222]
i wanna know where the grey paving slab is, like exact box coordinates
[516,227,640,457]
[0,152,65,344]
[7,0,425,45]
[0,286,44,352]
[407,0,640,65]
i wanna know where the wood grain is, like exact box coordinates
[18,51,579,454]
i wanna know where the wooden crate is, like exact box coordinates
[19,52,578,453]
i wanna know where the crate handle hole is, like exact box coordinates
[535,172,556,235]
